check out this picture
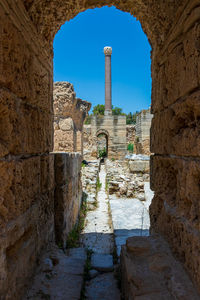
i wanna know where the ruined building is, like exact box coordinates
[84,108,152,159]
[135,108,153,155]
[87,46,127,159]
[53,81,91,154]
[1,0,200,298]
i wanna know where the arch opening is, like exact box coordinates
[97,131,109,159]
[1,1,200,298]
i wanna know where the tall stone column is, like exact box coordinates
[104,46,112,115]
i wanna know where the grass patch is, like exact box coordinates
[105,177,109,192]
[96,177,102,191]
[80,249,93,300]
[66,193,88,249]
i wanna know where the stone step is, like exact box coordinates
[91,253,114,272]
[66,247,87,260]
[23,246,86,300]
[85,273,121,300]
[121,235,200,300]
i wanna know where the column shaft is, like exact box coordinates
[105,54,112,113]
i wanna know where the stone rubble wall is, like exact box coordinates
[105,159,149,199]
[83,115,151,159]
[126,125,136,152]
[53,82,91,153]
[135,108,153,155]
[81,160,100,208]
[54,152,82,248]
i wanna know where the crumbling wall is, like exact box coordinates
[126,125,136,154]
[54,153,82,248]
[53,82,91,153]
[135,109,152,155]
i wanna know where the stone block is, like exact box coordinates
[0,9,51,111]
[85,273,120,300]
[151,91,200,156]
[91,254,113,272]
[121,236,200,300]
[152,21,200,114]
[54,152,82,247]
[129,160,149,173]
[0,155,54,227]
[0,89,53,157]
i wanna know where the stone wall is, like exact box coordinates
[1,0,200,297]
[126,125,136,148]
[83,118,149,159]
[135,109,153,155]
[150,1,200,291]
[83,115,127,160]
[53,82,91,153]
[54,153,82,248]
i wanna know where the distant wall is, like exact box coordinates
[53,82,91,153]
[135,109,153,155]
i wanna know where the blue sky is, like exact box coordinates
[53,6,151,114]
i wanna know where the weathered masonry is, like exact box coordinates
[53,82,91,154]
[135,108,153,155]
[90,46,127,159]
[1,0,200,298]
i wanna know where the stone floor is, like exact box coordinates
[81,164,120,299]
[23,161,200,300]
[81,164,114,254]
[109,181,153,257]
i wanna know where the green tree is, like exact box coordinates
[84,115,92,124]
[112,106,123,115]
[126,112,133,124]
[92,104,105,115]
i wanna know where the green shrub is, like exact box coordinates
[98,147,107,158]
[127,143,134,153]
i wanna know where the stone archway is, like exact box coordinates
[96,129,109,158]
[1,0,200,297]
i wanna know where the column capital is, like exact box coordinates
[104,46,112,56]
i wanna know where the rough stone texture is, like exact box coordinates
[91,254,113,272]
[126,125,136,151]
[135,108,152,155]
[81,160,100,195]
[81,164,114,254]
[129,160,150,173]
[83,110,151,160]
[106,159,150,198]
[91,115,127,159]
[121,236,200,299]
[85,273,120,300]
[1,0,200,297]
[54,152,82,248]
[0,154,55,300]
[23,245,86,300]
[53,82,91,153]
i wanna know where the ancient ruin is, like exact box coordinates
[1,0,200,299]
[84,46,127,159]
[53,82,91,154]
[135,108,152,155]
[83,108,152,159]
